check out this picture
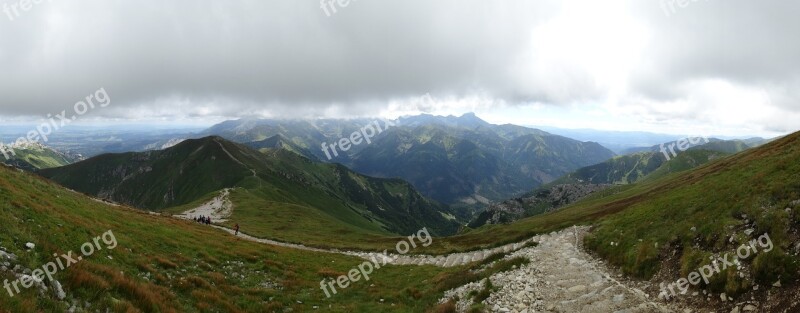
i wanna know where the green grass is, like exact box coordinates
[0,165,487,313]
[581,132,800,287]
[41,137,461,251]
[408,129,800,295]
[219,188,393,248]
[10,130,800,311]
[2,145,72,170]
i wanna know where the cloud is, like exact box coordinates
[0,0,798,134]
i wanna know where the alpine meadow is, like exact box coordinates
[2,1,799,312]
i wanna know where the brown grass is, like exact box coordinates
[317,268,346,278]
[153,257,178,269]
[207,272,227,285]
[76,262,178,313]
[429,301,457,313]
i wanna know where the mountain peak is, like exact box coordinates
[398,112,489,129]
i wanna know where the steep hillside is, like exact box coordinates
[556,149,728,186]
[244,134,319,161]
[552,138,755,187]
[622,138,766,155]
[202,114,616,207]
[467,183,614,228]
[420,131,800,310]
[0,142,78,170]
[351,118,614,205]
[350,126,528,205]
[39,137,460,243]
[201,118,379,161]
[0,163,473,313]
[468,148,730,228]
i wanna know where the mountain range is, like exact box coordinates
[469,138,760,227]
[202,113,616,210]
[40,136,460,244]
[4,119,798,312]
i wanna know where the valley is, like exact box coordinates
[39,136,461,248]
[0,123,798,312]
[3,3,798,311]
[202,114,616,209]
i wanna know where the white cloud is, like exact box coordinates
[0,0,797,137]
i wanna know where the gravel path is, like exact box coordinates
[174,189,536,267]
[440,226,677,313]
[209,223,535,268]
[175,188,234,222]
[174,194,680,312]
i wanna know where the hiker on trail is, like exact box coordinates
[206,217,211,225]
[235,223,240,236]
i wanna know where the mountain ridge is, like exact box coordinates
[40,136,460,239]
[201,113,616,208]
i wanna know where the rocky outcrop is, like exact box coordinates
[470,184,612,227]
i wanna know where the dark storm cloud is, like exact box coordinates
[0,0,798,130]
[0,0,558,119]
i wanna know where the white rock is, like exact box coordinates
[52,281,66,300]
[567,285,586,292]
[25,243,35,250]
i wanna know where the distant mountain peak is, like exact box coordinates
[398,112,490,129]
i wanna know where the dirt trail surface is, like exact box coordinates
[440,227,679,313]
[208,224,535,268]
[173,195,681,312]
[173,189,535,267]
[211,222,680,312]
[345,239,537,267]
[175,188,234,222]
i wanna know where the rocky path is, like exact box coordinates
[212,220,679,312]
[210,224,334,253]
[345,239,536,267]
[175,196,680,312]
[209,223,535,268]
[175,189,535,267]
[175,188,234,222]
[440,226,677,313]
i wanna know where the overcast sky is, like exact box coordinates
[0,0,797,137]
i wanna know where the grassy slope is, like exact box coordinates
[3,146,72,170]
[639,149,728,183]
[550,149,727,186]
[583,133,800,292]
[414,131,800,269]
[0,164,484,313]
[164,187,394,250]
[41,137,460,250]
